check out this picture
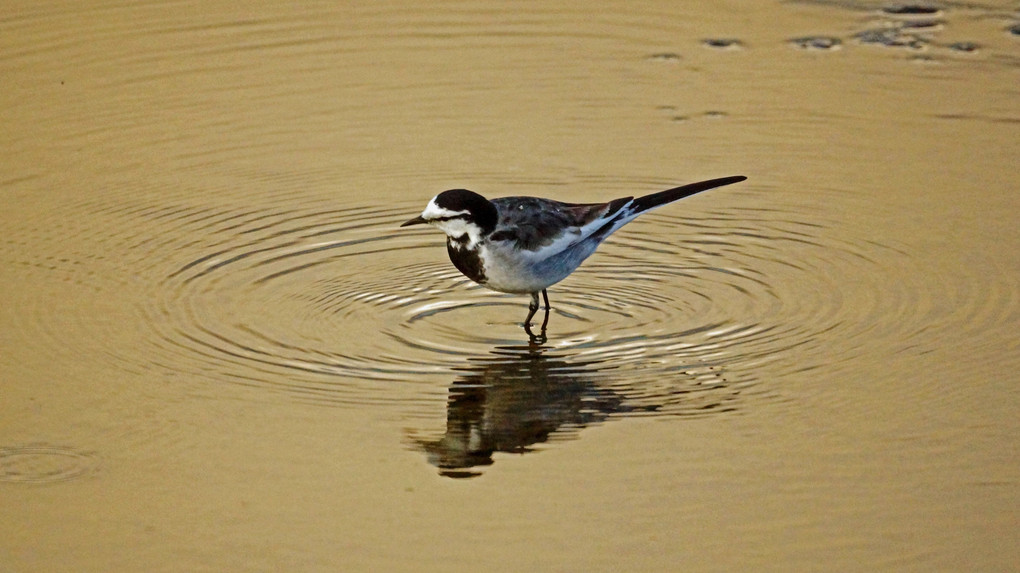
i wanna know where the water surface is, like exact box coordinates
[2,1,1018,570]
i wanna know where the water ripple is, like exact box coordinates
[138,193,810,405]
[0,444,99,485]
[3,180,1016,422]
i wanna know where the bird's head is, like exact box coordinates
[401,189,498,247]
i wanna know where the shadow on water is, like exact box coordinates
[412,341,733,479]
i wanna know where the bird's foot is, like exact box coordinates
[524,321,547,345]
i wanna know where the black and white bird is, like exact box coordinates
[401,175,747,339]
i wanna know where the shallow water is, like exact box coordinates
[2,0,1018,570]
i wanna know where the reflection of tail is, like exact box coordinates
[592,175,747,241]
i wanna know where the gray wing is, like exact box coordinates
[488,196,632,254]
[485,178,746,260]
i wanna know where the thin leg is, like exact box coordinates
[523,290,550,344]
[523,292,540,328]
[539,289,550,332]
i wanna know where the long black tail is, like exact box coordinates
[632,175,746,213]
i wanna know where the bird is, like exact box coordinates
[400,175,747,340]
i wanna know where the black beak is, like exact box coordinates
[400,215,427,227]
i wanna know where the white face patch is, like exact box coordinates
[420,197,484,248]
[420,197,467,222]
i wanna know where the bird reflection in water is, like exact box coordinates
[412,343,653,479]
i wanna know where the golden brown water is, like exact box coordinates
[2,1,1018,570]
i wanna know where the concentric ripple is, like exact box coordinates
[5,181,1015,417]
[0,444,99,484]
[139,196,774,409]
[117,186,946,411]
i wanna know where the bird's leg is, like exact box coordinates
[523,292,540,330]
[523,290,550,344]
[539,289,551,332]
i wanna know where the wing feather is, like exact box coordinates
[488,196,633,262]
